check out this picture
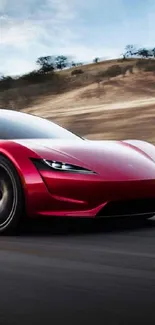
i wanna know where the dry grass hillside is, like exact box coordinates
[1,58,155,143]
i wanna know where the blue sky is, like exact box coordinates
[0,0,155,75]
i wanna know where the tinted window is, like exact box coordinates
[0,111,82,140]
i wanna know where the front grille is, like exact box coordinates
[97,198,155,217]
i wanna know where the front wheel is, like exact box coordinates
[0,155,24,234]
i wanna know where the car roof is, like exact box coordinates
[0,109,30,118]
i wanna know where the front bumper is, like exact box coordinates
[29,169,155,217]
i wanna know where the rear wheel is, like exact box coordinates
[0,155,24,234]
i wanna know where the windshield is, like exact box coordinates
[0,111,83,140]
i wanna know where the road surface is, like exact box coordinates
[0,217,155,325]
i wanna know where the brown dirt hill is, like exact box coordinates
[1,59,155,143]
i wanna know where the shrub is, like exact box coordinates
[20,70,49,83]
[98,65,122,79]
[121,64,133,74]
[0,76,14,91]
[135,59,155,72]
[144,62,155,72]
[105,65,122,77]
[71,69,84,76]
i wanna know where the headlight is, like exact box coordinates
[43,159,96,174]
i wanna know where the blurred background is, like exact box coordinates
[0,0,155,142]
[1,3,155,325]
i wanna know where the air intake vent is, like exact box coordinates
[97,198,155,217]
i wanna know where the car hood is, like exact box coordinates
[14,139,155,180]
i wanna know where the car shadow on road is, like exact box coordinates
[19,216,155,237]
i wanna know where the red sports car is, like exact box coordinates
[0,109,155,234]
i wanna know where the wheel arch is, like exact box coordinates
[123,139,155,162]
[0,140,40,187]
[0,141,49,218]
[0,151,27,213]
[0,146,29,191]
[0,152,28,233]
[0,141,41,214]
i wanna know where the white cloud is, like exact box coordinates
[0,20,40,48]
[0,0,76,46]
[53,45,121,63]
[0,58,36,76]
[0,0,86,74]
[0,0,137,75]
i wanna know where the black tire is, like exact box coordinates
[0,155,24,234]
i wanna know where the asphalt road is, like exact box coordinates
[1,217,155,325]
